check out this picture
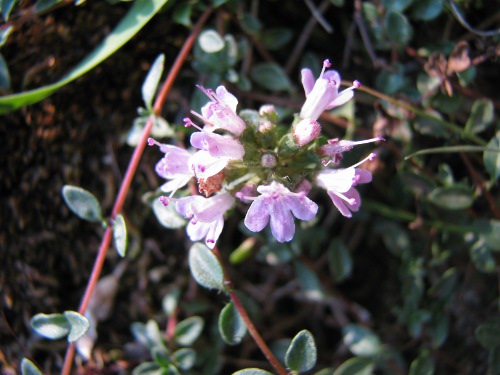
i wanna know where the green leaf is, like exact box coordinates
[33,0,63,13]
[382,0,413,12]
[62,185,103,222]
[411,0,443,21]
[412,110,448,138]
[152,346,171,368]
[172,1,192,27]
[476,320,500,349]
[465,99,494,134]
[162,287,181,317]
[328,239,353,283]
[259,28,293,50]
[64,311,90,342]
[20,358,43,375]
[409,349,434,375]
[484,131,500,181]
[470,239,496,274]
[142,54,165,110]
[172,348,196,370]
[375,69,405,95]
[342,324,382,358]
[132,361,161,375]
[474,219,500,251]
[1,0,18,21]
[113,214,128,257]
[294,260,325,301]
[130,320,164,348]
[30,313,70,340]
[188,243,225,291]
[240,13,262,35]
[427,186,473,210]
[250,63,292,91]
[175,316,204,346]
[152,196,186,229]
[384,11,413,46]
[218,302,247,345]
[0,0,170,114]
[199,29,225,53]
[0,53,10,90]
[232,370,274,375]
[0,25,13,47]
[285,330,317,372]
[333,357,375,375]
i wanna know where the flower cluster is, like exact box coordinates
[149,60,382,249]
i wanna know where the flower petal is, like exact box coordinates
[244,198,270,233]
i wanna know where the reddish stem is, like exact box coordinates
[60,8,213,375]
[229,290,288,375]
[211,247,288,375]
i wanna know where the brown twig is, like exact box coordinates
[60,7,213,375]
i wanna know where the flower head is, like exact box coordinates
[176,192,235,249]
[300,59,360,120]
[199,85,247,136]
[244,182,318,242]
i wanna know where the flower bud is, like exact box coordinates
[293,119,321,146]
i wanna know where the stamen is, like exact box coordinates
[320,59,331,77]
[159,196,169,206]
[147,137,158,146]
[333,190,357,206]
[350,152,377,169]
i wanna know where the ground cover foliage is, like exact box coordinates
[1,0,500,374]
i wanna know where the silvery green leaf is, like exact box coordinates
[21,358,43,375]
[30,313,70,340]
[142,54,165,110]
[218,301,247,345]
[62,185,103,222]
[188,243,225,291]
[199,29,225,53]
[175,316,204,346]
[285,330,317,372]
[113,214,127,257]
[64,311,90,342]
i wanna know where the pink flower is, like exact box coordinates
[199,85,247,136]
[176,192,235,249]
[300,59,360,120]
[189,131,245,179]
[315,167,372,218]
[149,139,194,193]
[244,182,318,242]
[293,118,321,146]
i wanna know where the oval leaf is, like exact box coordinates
[172,348,196,370]
[342,324,382,357]
[465,99,494,134]
[152,197,186,229]
[483,131,500,181]
[333,357,375,375]
[64,311,90,342]
[232,370,274,375]
[219,301,247,345]
[328,239,353,283]
[199,29,225,53]
[250,63,292,91]
[285,329,317,372]
[427,186,473,210]
[62,185,103,222]
[188,243,225,291]
[113,214,128,257]
[175,316,204,346]
[411,0,443,21]
[259,28,293,50]
[476,321,500,349]
[142,54,165,109]
[20,358,43,375]
[30,313,70,340]
[409,349,435,375]
[384,11,413,46]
